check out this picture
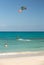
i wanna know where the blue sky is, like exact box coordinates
[0,0,44,31]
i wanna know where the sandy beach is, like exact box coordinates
[0,52,44,65]
[0,56,44,65]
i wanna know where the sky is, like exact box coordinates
[0,0,44,31]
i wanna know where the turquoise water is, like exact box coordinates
[0,32,44,52]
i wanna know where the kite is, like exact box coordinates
[18,6,27,13]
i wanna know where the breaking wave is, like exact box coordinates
[17,38,31,42]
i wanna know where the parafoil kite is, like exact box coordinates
[18,6,27,13]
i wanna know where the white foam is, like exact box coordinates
[4,44,8,47]
[18,38,31,42]
[0,51,44,56]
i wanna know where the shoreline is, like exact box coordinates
[0,51,44,57]
[0,51,44,65]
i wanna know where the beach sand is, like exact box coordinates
[0,52,44,65]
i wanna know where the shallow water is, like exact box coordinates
[0,32,44,52]
[0,39,44,52]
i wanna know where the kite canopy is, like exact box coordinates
[21,6,27,10]
[18,6,27,13]
[18,9,22,13]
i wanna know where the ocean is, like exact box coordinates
[0,32,44,53]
